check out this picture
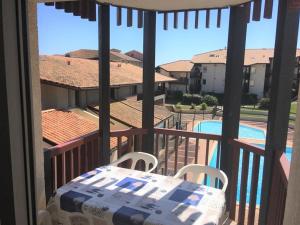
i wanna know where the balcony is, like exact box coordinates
[44,127,290,225]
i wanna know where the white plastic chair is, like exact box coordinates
[174,164,228,192]
[110,152,158,173]
[37,210,52,225]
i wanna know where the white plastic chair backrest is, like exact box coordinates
[110,152,158,173]
[37,210,52,225]
[174,164,228,192]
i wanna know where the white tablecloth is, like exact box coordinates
[47,166,226,225]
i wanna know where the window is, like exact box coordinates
[203,79,207,85]
[202,67,207,73]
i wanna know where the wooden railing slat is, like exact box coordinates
[184,137,189,166]
[155,133,159,173]
[53,156,57,191]
[248,154,260,225]
[62,153,66,185]
[164,135,169,175]
[204,140,210,185]
[78,147,81,175]
[70,150,74,179]
[154,128,221,140]
[195,138,199,164]
[85,144,88,172]
[174,135,179,173]
[238,150,250,224]
[229,145,240,220]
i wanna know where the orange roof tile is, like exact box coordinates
[39,55,176,89]
[42,109,129,148]
[65,49,141,62]
[192,48,300,66]
[91,100,174,128]
[158,60,194,72]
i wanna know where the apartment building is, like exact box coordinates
[158,48,300,98]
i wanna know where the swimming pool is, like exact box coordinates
[194,120,292,205]
[209,144,293,205]
[194,120,266,139]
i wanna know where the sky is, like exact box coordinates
[37,0,300,66]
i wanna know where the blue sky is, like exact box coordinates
[37,0,299,66]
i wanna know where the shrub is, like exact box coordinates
[203,95,218,106]
[174,91,183,100]
[182,93,203,105]
[242,93,258,105]
[190,103,196,109]
[258,98,270,109]
[200,103,207,110]
[175,103,181,109]
[182,93,192,105]
[205,92,224,105]
[191,94,203,105]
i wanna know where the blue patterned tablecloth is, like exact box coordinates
[47,166,225,225]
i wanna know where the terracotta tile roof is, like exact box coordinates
[65,49,98,59]
[65,49,141,62]
[158,60,194,72]
[121,99,174,121]
[42,109,129,148]
[39,55,176,89]
[125,50,143,61]
[192,48,300,66]
[110,50,141,62]
[91,100,174,128]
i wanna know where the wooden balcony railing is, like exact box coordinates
[43,128,147,202]
[229,139,290,225]
[43,128,290,225]
[267,151,290,225]
[229,139,265,225]
[154,128,222,178]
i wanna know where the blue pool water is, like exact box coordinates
[194,121,292,205]
[209,144,293,205]
[194,120,266,139]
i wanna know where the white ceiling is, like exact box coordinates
[96,0,251,11]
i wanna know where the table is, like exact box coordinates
[47,166,226,225]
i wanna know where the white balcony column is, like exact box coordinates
[284,90,300,225]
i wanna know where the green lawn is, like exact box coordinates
[242,101,297,115]
[290,102,298,114]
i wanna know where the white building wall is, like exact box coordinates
[115,86,136,99]
[41,83,75,109]
[86,89,99,105]
[249,64,266,98]
[169,83,188,93]
[201,64,226,93]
